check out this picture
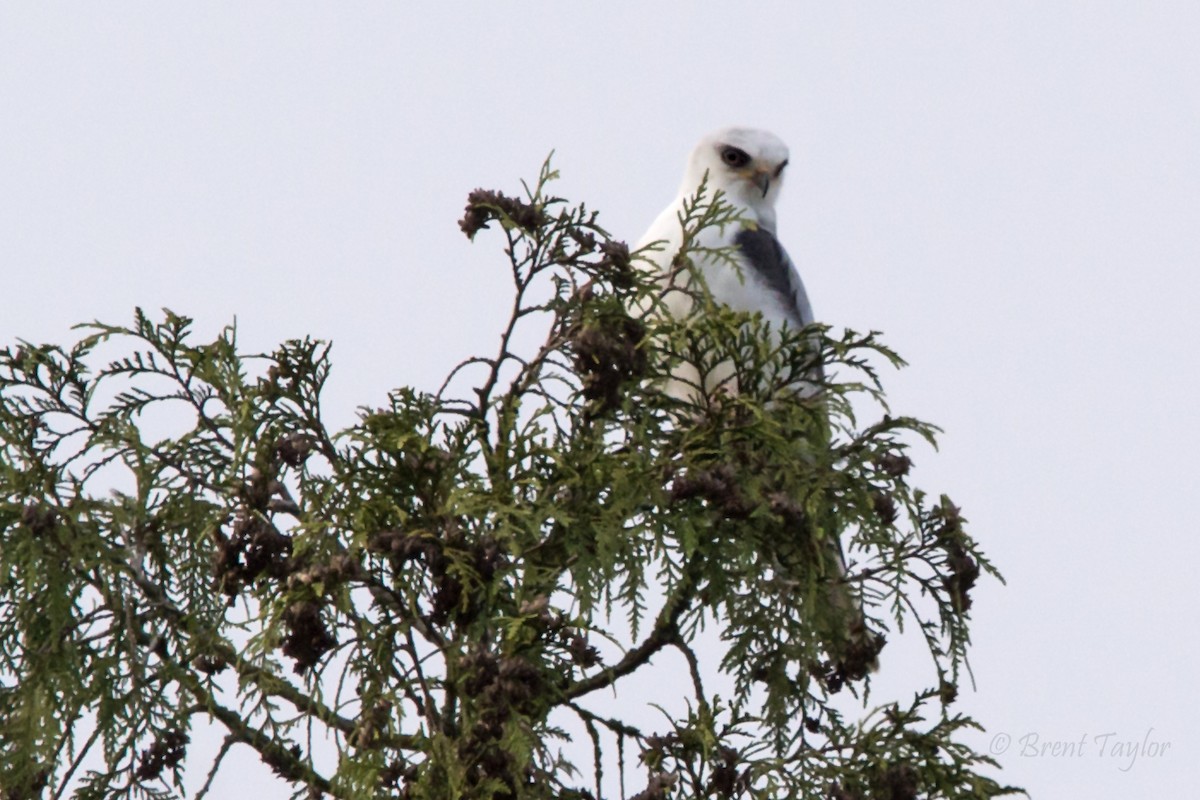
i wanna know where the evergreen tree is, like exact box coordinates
[0,162,1019,799]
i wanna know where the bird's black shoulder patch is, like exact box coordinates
[733,226,810,329]
[735,226,791,297]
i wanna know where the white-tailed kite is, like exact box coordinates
[635,127,879,675]
[634,127,818,402]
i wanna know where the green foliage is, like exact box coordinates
[0,161,1020,799]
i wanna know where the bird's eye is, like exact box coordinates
[720,146,751,168]
[774,159,789,178]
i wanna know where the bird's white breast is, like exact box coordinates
[636,199,795,331]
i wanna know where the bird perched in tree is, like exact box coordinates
[633,126,818,403]
[634,127,880,675]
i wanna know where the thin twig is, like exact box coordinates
[194,736,235,800]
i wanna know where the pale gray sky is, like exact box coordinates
[3,3,1198,797]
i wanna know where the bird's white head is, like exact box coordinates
[681,127,791,222]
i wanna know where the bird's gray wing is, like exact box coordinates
[734,227,814,329]
[737,229,860,660]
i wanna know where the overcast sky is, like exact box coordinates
[3,3,1198,797]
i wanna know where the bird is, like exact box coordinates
[633,127,880,676]
[632,127,819,403]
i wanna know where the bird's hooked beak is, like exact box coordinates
[752,168,771,198]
